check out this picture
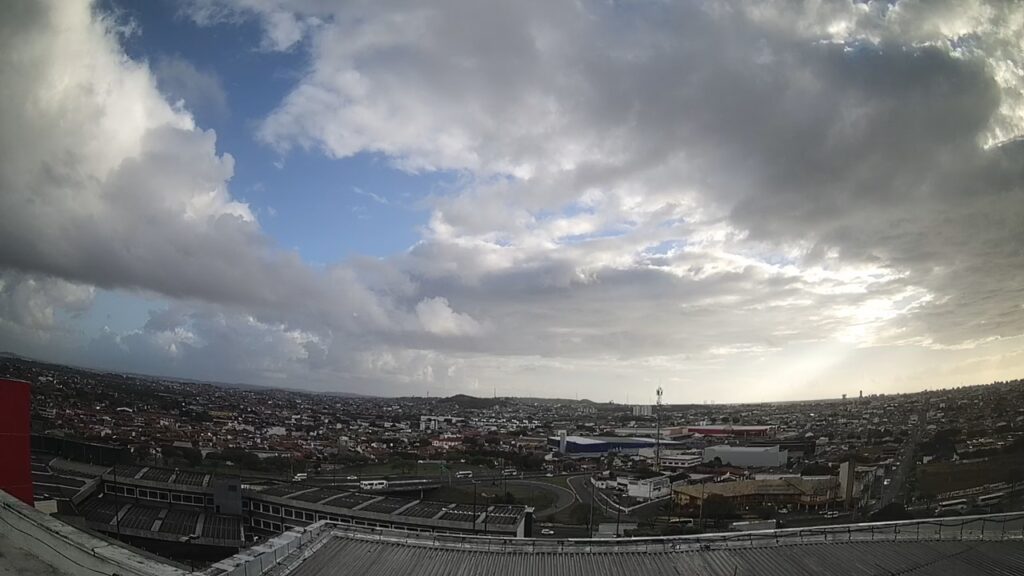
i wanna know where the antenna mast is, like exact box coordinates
[655,386,663,472]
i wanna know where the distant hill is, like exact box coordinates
[0,352,372,398]
[443,394,504,409]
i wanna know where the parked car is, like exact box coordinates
[541,529,555,535]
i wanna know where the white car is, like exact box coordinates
[346,475,358,480]
[546,473,554,477]
[883,478,891,485]
[825,511,840,518]
[540,529,555,535]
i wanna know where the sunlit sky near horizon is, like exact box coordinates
[2,0,1024,403]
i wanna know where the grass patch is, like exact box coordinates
[427,484,557,511]
[916,454,1024,497]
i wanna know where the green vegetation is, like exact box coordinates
[701,494,737,520]
[444,394,504,409]
[871,503,913,522]
[916,453,1024,498]
[428,484,556,511]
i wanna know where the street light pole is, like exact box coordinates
[588,477,596,537]
[655,386,663,473]
[615,500,621,537]
[113,462,121,538]
[473,481,478,534]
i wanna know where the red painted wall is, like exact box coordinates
[0,379,33,505]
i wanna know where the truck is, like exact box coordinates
[729,519,778,532]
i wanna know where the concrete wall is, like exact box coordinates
[0,489,185,576]
[202,522,331,576]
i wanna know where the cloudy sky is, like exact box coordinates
[2,0,1023,402]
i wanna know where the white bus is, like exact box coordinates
[455,471,473,479]
[936,499,968,514]
[976,492,1006,507]
[359,480,388,491]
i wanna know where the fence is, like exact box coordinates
[317,511,1024,554]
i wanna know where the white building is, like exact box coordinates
[702,445,788,468]
[631,405,653,417]
[419,415,466,431]
[625,475,672,501]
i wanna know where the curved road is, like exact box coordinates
[502,479,577,517]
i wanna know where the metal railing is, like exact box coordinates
[320,511,1024,553]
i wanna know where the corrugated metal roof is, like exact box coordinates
[285,537,1024,576]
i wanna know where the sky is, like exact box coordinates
[2,0,1024,403]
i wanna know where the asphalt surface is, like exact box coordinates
[502,479,577,517]
[879,407,927,509]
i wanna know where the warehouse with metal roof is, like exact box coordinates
[205,513,1024,576]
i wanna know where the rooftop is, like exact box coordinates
[287,537,1023,576]
[704,445,783,453]
[674,477,839,498]
[241,515,1024,576]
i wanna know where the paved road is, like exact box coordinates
[879,407,927,509]
[567,476,621,523]
[502,479,577,517]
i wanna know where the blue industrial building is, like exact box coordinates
[547,435,678,458]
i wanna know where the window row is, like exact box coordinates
[137,488,169,502]
[283,508,316,522]
[247,512,447,536]
[105,484,135,497]
[104,483,211,506]
[249,502,345,524]
[171,493,213,506]
[252,518,281,532]
[251,502,281,515]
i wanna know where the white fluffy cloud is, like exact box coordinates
[3,0,1024,400]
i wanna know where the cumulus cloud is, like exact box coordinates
[154,55,230,122]
[206,0,1024,351]
[3,0,1024,399]
[0,272,94,335]
[415,297,483,337]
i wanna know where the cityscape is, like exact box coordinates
[2,354,1023,573]
[4,0,1024,574]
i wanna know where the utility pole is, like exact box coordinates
[113,462,121,537]
[655,386,663,473]
[698,481,705,529]
[473,480,478,534]
[588,477,596,537]
[615,500,621,537]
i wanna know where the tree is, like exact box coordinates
[390,459,415,475]
[801,462,831,476]
[570,503,593,525]
[871,503,913,522]
[604,452,616,472]
[132,446,153,464]
[702,494,735,520]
